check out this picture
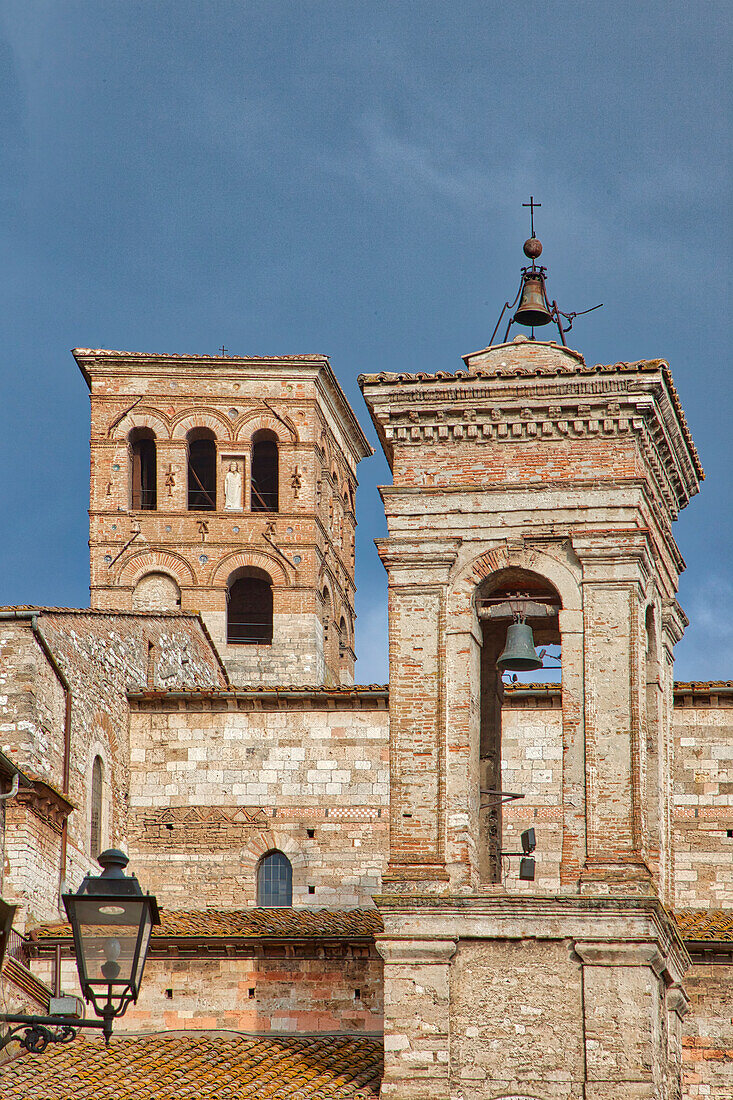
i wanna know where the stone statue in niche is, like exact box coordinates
[224,463,243,511]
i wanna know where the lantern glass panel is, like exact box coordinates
[133,906,154,992]
[71,896,147,993]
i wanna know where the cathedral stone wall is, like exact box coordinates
[449,938,584,1099]
[36,948,383,1035]
[673,686,733,909]
[0,609,225,928]
[0,622,67,787]
[501,687,564,891]
[126,690,389,909]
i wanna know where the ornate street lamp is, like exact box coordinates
[0,849,159,1053]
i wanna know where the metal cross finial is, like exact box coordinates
[219,345,229,355]
[522,196,541,237]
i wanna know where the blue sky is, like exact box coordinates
[0,1,730,683]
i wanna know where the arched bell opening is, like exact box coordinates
[128,427,157,510]
[251,429,279,512]
[476,568,562,884]
[187,428,217,511]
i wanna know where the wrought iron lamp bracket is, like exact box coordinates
[0,1012,111,1053]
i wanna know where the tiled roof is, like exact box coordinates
[0,1032,382,1099]
[0,605,202,617]
[127,685,389,701]
[673,681,733,693]
[73,348,329,361]
[673,909,733,942]
[32,907,385,942]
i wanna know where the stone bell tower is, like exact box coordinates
[75,348,371,687]
[360,230,703,1099]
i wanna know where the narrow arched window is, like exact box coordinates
[251,430,278,512]
[227,569,273,645]
[90,756,103,858]
[129,428,157,510]
[187,429,217,510]
[257,850,292,907]
[322,587,333,641]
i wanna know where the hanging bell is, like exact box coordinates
[513,273,552,327]
[496,622,543,672]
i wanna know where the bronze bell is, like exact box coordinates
[496,622,543,673]
[513,273,552,327]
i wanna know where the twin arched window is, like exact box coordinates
[257,850,292,906]
[227,568,273,645]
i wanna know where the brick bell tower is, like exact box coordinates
[75,348,371,687]
[360,221,703,1099]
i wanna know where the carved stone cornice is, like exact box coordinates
[16,778,74,835]
[361,358,703,521]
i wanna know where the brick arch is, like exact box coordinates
[171,408,232,440]
[318,429,332,463]
[117,549,196,587]
[448,542,582,626]
[209,548,291,587]
[234,412,298,444]
[337,608,351,645]
[318,570,337,606]
[112,407,171,440]
[240,831,306,878]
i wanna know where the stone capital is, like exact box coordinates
[666,984,690,1018]
[574,941,665,974]
[374,937,457,966]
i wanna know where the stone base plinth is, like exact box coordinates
[375,894,689,1100]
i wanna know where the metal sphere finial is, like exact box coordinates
[523,237,543,260]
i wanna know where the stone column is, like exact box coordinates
[157,440,188,512]
[575,533,654,893]
[375,937,457,1100]
[377,543,458,892]
[559,606,587,885]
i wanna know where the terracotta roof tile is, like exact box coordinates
[0,605,202,617]
[0,1032,382,1099]
[73,348,329,361]
[32,907,385,941]
[673,909,733,942]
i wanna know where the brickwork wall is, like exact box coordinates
[673,692,733,909]
[77,349,370,688]
[682,962,733,1099]
[0,610,225,932]
[0,623,67,786]
[35,948,383,1034]
[127,694,389,909]
[2,805,62,930]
